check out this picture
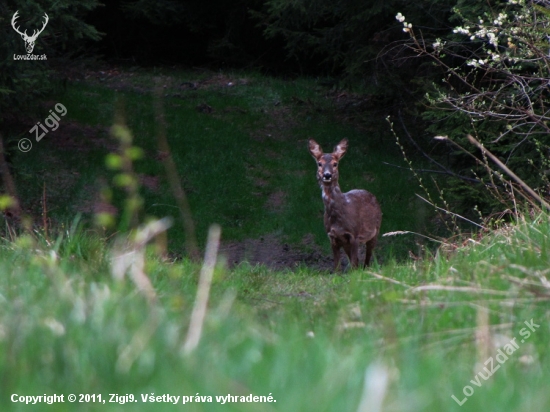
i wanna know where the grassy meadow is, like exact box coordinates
[1,68,549,411]
[14,68,429,260]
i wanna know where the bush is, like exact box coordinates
[397,0,550,217]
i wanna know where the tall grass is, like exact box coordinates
[0,213,549,411]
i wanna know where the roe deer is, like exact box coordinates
[308,138,382,271]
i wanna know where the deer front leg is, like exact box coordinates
[330,238,342,272]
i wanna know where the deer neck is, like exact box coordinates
[321,181,344,210]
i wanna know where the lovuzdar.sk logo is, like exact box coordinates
[11,10,49,60]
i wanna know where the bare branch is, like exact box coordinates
[467,134,550,211]
[182,224,222,355]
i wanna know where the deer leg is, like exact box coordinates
[365,237,377,267]
[349,238,359,269]
[342,243,352,269]
[331,239,342,272]
[341,233,359,269]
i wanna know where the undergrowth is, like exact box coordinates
[0,212,548,411]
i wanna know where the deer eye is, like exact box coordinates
[333,162,338,167]
[318,162,322,167]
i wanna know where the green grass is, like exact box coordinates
[6,68,546,411]
[0,214,549,411]
[11,68,435,262]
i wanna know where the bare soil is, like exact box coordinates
[219,233,334,271]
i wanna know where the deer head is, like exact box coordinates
[11,11,49,54]
[308,138,348,186]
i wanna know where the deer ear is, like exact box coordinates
[308,139,323,160]
[333,138,348,160]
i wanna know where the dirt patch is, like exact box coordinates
[48,121,113,152]
[76,67,251,95]
[219,233,333,271]
[196,73,250,89]
[218,232,373,271]
[265,190,286,213]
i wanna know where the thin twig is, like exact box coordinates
[503,273,550,298]
[42,181,48,242]
[356,362,389,412]
[415,194,487,229]
[407,285,514,296]
[116,308,162,373]
[111,218,173,304]
[154,82,200,261]
[397,110,482,185]
[182,224,222,355]
[382,229,443,243]
[366,271,411,288]
[467,134,550,211]
[382,161,481,184]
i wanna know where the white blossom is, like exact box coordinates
[476,28,488,38]
[492,13,507,26]
[395,13,405,23]
[453,26,471,35]
[432,39,443,51]
[487,32,498,48]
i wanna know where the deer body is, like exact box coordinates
[309,138,382,271]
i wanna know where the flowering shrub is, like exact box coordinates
[395,0,550,215]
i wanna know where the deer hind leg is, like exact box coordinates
[344,234,359,269]
[364,237,378,267]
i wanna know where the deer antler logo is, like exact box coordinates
[11,10,49,54]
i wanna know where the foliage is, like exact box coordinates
[397,0,550,217]
[91,0,271,67]
[257,0,451,82]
